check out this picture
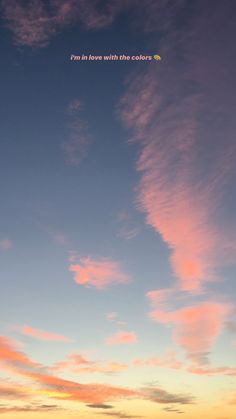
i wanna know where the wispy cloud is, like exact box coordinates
[105,331,137,345]
[0,0,101,48]
[140,386,194,405]
[0,335,39,370]
[63,99,91,166]
[134,351,236,377]
[0,334,196,408]
[0,403,62,414]
[99,412,141,419]
[87,403,114,409]
[0,239,12,251]
[0,334,135,404]
[1,0,190,49]
[106,312,127,326]
[106,312,118,321]
[69,256,130,289]
[20,325,72,342]
[54,352,128,374]
[0,0,127,48]
[133,351,182,370]
[115,211,141,240]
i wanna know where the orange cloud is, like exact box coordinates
[21,325,72,342]
[0,335,196,408]
[22,370,136,404]
[0,382,29,399]
[0,335,135,405]
[69,257,129,289]
[106,331,137,345]
[0,336,38,368]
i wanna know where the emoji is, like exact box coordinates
[153,54,161,61]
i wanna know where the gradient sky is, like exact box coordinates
[0,1,236,418]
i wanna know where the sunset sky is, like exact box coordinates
[0,1,236,418]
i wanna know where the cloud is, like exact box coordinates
[106,312,118,321]
[163,406,184,414]
[105,331,137,345]
[118,2,236,293]
[87,404,114,409]
[0,335,135,405]
[133,351,182,370]
[45,226,69,246]
[20,325,72,342]
[0,403,62,414]
[0,335,197,408]
[106,312,127,326]
[116,211,141,240]
[117,226,141,240]
[0,0,101,48]
[100,412,140,419]
[54,352,128,374]
[0,0,129,48]
[0,383,29,400]
[134,351,236,377]
[63,99,91,166]
[69,256,130,289]
[0,239,12,251]
[140,386,194,405]
[22,370,136,404]
[119,68,219,292]
[186,366,236,377]
[146,296,231,362]
[0,336,39,370]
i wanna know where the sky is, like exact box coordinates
[0,0,236,418]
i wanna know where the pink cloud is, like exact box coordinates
[54,352,128,374]
[186,366,236,377]
[69,257,130,289]
[146,295,231,362]
[133,351,182,370]
[171,304,230,356]
[21,325,72,342]
[1,0,126,48]
[119,69,219,293]
[0,239,12,250]
[106,331,137,345]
